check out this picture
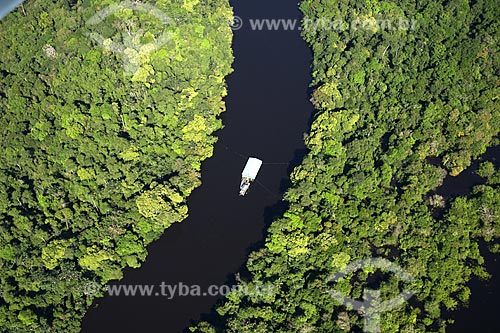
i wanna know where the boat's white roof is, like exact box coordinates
[242,157,262,179]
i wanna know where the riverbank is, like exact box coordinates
[81,0,314,331]
[191,0,500,332]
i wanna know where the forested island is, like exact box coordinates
[0,0,233,331]
[194,0,500,332]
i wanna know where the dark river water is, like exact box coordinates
[0,1,495,332]
[82,0,314,332]
[442,145,500,333]
[80,1,499,332]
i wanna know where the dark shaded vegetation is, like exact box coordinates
[0,0,233,331]
[194,0,499,332]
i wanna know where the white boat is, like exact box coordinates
[239,157,262,196]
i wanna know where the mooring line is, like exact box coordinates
[222,144,289,165]
[254,179,283,200]
[262,162,289,165]
[222,144,247,160]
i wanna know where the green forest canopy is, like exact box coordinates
[194,0,500,332]
[0,0,233,331]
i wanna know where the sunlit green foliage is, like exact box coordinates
[194,0,499,332]
[0,0,233,331]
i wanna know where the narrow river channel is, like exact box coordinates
[81,1,499,332]
[82,0,314,332]
[444,145,500,333]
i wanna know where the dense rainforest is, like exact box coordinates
[0,0,233,331]
[194,0,500,332]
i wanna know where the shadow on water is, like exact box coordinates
[435,145,500,199]
[194,199,290,332]
[443,144,500,333]
[82,1,314,332]
[80,0,498,329]
[448,241,499,333]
